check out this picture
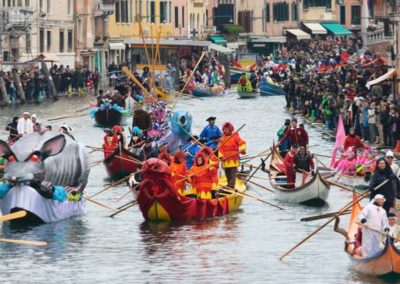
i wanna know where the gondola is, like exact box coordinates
[94,108,123,127]
[136,158,246,222]
[238,91,259,99]
[191,86,224,97]
[103,146,141,179]
[259,82,284,96]
[268,147,330,205]
[334,193,400,276]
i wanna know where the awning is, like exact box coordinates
[209,35,227,45]
[208,43,234,54]
[125,39,210,47]
[249,36,286,43]
[286,29,311,40]
[109,42,126,50]
[303,23,327,35]
[366,69,396,89]
[321,23,352,36]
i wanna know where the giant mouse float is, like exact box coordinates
[0,131,90,222]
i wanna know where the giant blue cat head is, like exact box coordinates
[169,109,192,141]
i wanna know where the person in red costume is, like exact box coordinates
[112,125,125,147]
[188,152,217,200]
[280,118,309,148]
[158,151,172,166]
[218,122,246,189]
[103,128,119,158]
[198,146,219,198]
[344,127,365,158]
[284,146,297,189]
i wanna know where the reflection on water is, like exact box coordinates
[0,94,398,283]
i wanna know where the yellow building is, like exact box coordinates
[187,0,208,39]
[107,0,174,64]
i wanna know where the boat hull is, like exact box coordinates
[238,92,259,99]
[103,147,140,179]
[94,108,123,127]
[331,174,369,190]
[259,82,284,96]
[191,87,223,97]
[138,177,245,222]
[0,185,85,223]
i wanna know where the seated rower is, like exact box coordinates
[129,126,145,156]
[170,151,187,196]
[139,138,159,161]
[188,152,216,200]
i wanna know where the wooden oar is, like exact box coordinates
[0,210,27,222]
[278,179,389,261]
[238,173,284,181]
[314,155,328,168]
[313,153,332,159]
[109,201,137,218]
[89,176,129,199]
[301,210,352,222]
[84,196,116,211]
[48,112,88,122]
[356,222,400,242]
[0,238,47,246]
[326,179,362,196]
[246,179,274,193]
[240,149,272,162]
[244,150,273,184]
[220,185,284,210]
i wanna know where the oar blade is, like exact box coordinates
[0,210,27,222]
[0,238,47,246]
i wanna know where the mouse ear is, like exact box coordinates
[0,140,13,158]
[40,135,66,160]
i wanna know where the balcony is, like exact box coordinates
[363,28,391,46]
[95,0,116,17]
[4,8,33,34]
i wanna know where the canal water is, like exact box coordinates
[0,92,394,283]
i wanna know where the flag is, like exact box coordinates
[330,115,346,167]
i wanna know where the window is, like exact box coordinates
[351,5,361,25]
[68,0,71,14]
[303,0,331,10]
[46,0,50,13]
[174,6,179,28]
[115,1,120,22]
[25,0,29,6]
[47,30,51,51]
[182,7,184,27]
[39,28,44,53]
[25,33,31,53]
[68,30,73,52]
[340,5,346,25]
[39,0,43,11]
[59,30,64,53]
[292,3,298,21]
[120,0,128,23]
[17,0,22,7]
[150,1,155,23]
[273,2,289,22]
[160,1,167,23]
[265,3,270,22]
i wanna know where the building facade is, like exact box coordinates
[187,0,208,39]
[0,0,75,67]
[172,0,187,38]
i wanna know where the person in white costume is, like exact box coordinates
[358,194,389,257]
[17,112,34,136]
[385,151,400,178]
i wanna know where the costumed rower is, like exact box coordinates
[284,146,297,189]
[358,194,389,257]
[188,152,216,200]
[295,146,315,173]
[170,151,187,196]
[199,116,222,150]
[198,146,219,198]
[277,119,291,157]
[386,213,400,246]
[182,135,201,170]
[344,127,365,158]
[6,116,19,143]
[218,122,246,189]
[17,112,34,136]
[279,118,308,148]
[103,128,119,158]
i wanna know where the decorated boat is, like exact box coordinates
[334,193,400,276]
[326,172,369,190]
[0,132,90,223]
[238,91,259,99]
[103,146,141,179]
[259,82,284,96]
[136,158,246,222]
[268,147,330,205]
[191,86,224,97]
[94,108,123,127]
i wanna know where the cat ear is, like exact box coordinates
[40,135,66,160]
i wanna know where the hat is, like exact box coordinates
[388,212,397,219]
[22,111,30,116]
[386,151,395,158]
[374,194,386,201]
[104,128,112,133]
[31,114,37,119]
[206,117,217,122]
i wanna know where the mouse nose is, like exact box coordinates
[11,176,17,182]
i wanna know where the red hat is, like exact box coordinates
[173,151,185,163]
[158,152,172,163]
[112,125,123,133]
[198,146,213,157]
[222,122,234,134]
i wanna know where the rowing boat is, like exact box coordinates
[191,86,224,97]
[334,193,400,276]
[136,158,246,222]
[259,82,284,96]
[94,108,123,127]
[238,91,259,99]
[268,147,330,205]
[103,146,140,179]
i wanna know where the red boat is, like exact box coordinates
[136,158,246,222]
[103,146,140,179]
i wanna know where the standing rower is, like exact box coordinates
[284,146,297,189]
[200,116,222,150]
[280,118,308,148]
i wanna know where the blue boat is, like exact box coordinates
[259,82,284,96]
[191,87,223,97]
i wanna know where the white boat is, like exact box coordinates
[0,185,85,223]
[268,147,330,205]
